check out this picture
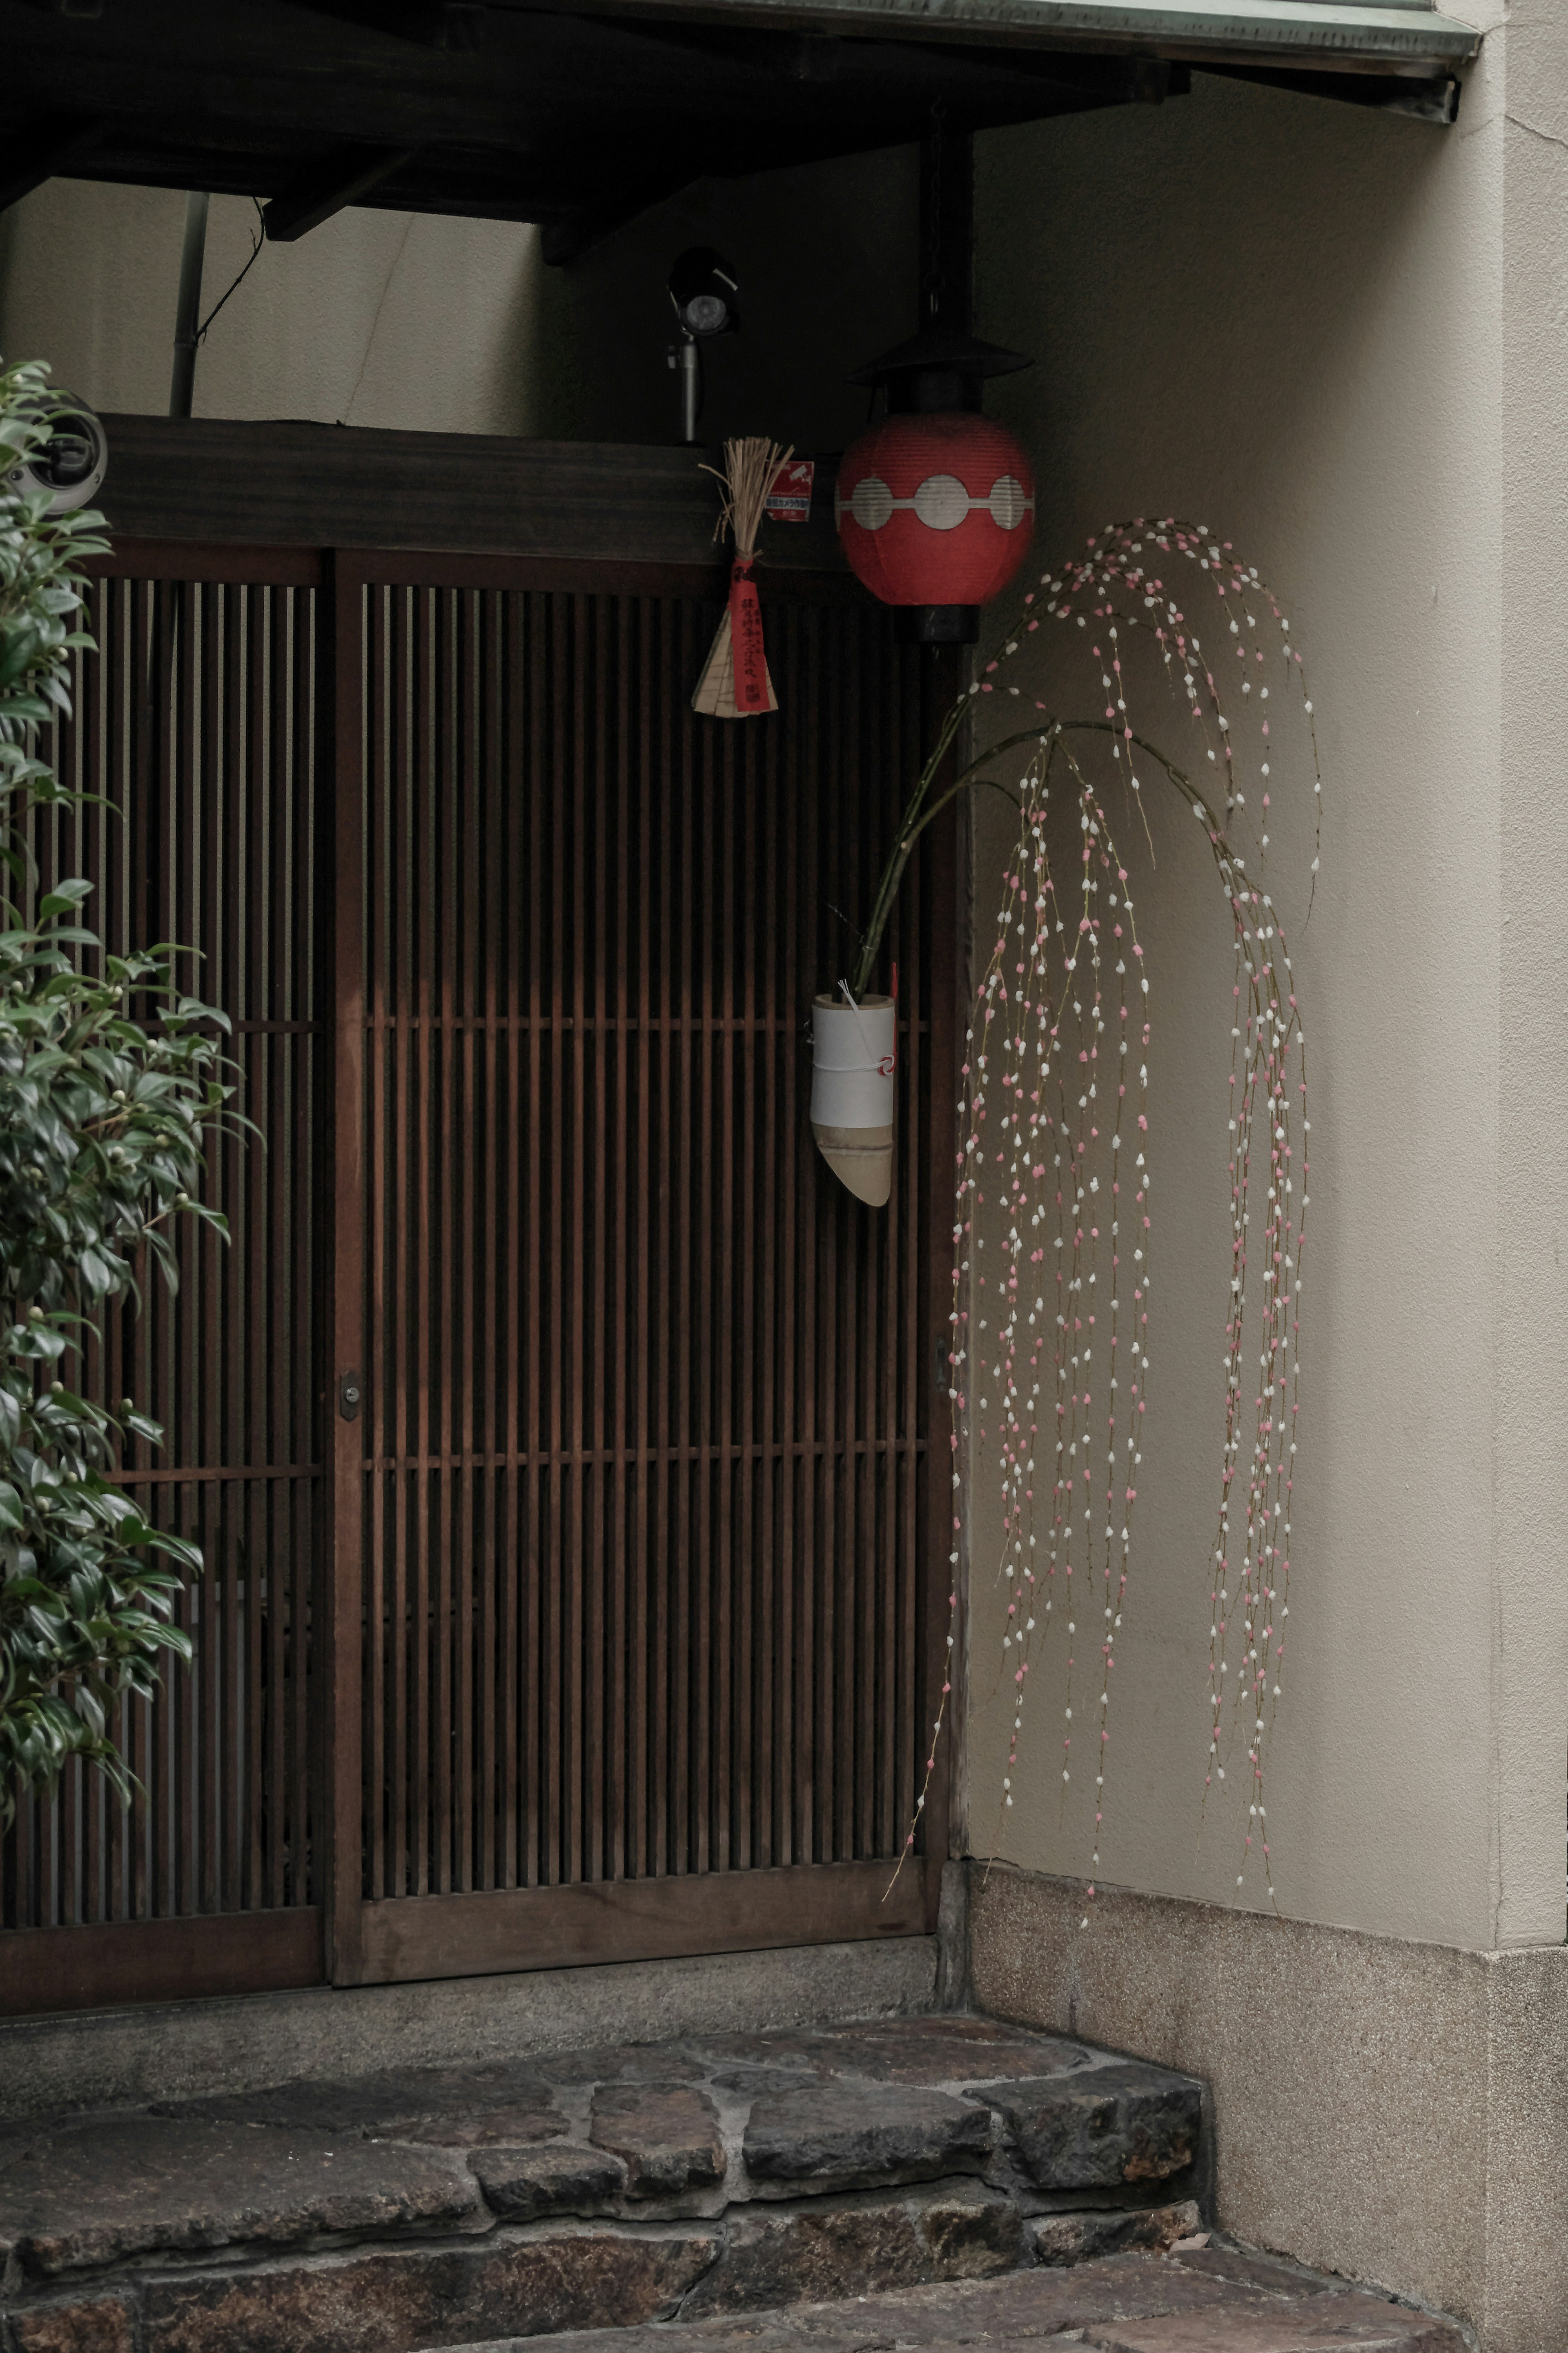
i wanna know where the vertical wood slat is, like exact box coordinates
[650,600,674,1884]
[386,583,411,1907]
[412,587,433,1905]
[293,584,320,1913]
[326,554,367,1984]
[522,594,546,1894]
[365,582,389,1910]
[477,591,501,1897]
[3,549,324,1958]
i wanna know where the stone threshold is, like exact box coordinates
[0,1938,942,2124]
[0,2015,1208,2353]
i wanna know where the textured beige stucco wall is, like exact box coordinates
[965,22,1568,1958]
[0,178,546,434]
[1495,0,1568,1967]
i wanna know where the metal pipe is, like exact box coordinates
[169,191,210,419]
[676,335,701,445]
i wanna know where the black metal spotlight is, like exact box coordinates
[667,247,739,444]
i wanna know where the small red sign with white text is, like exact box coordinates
[728,560,770,714]
[766,459,815,523]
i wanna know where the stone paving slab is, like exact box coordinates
[416,2252,1264,2353]
[743,2088,992,2194]
[589,2089,726,2201]
[154,2065,570,2146]
[763,2259,1300,2345]
[680,2183,1023,2319]
[990,2065,1204,2192]
[1163,2249,1338,2302]
[10,2299,135,2353]
[1027,2201,1200,2266]
[538,2052,704,2092]
[470,2147,628,2225]
[139,2224,720,2353]
[1079,2290,1466,2350]
[683,2023,1091,2090]
[0,2119,481,2276]
[416,2250,1469,2353]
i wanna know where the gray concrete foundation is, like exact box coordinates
[0,1936,938,2121]
[967,1858,1568,2353]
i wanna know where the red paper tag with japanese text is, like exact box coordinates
[729,560,769,714]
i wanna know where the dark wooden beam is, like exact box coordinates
[0,1908,322,2018]
[89,414,852,569]
[597,19,845,78]
[288,0,486,42]
[263,144,420,241]
[0,109,102,212]
[540,172,697,265]
[357,1858,934,1984]
[1199,62,1460,123]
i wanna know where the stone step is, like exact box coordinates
[423,2250,1470,2353]
[0,2014,1211,2353]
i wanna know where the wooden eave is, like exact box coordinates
[1,0,1482,262]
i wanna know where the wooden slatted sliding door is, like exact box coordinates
[0,544,325,2012]
[330,553,954,1986]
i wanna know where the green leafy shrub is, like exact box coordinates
[0,359,234,1817]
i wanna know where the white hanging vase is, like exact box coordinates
[811,992,895,1208]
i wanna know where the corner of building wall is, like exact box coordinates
[965,1859,1500,2342]
[1478,1942,1568,2353]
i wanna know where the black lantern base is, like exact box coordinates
[895,604,979,647]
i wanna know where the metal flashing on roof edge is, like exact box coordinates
[546,0,1482,71]
[1203,58,1463,117]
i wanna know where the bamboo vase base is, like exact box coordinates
[811,1122,893,1207]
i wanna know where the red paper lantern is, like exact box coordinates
[835,412,1034,610]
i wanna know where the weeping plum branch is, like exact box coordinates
[880,519,1321,1916]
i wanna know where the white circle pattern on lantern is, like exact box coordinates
[912,473,969,531]
[850,475,895,531]
[988,475,1029,528]
[839,475,1035,533]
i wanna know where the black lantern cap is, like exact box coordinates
[849,329,1029,415]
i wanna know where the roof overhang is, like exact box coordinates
[0,0,1482,265]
